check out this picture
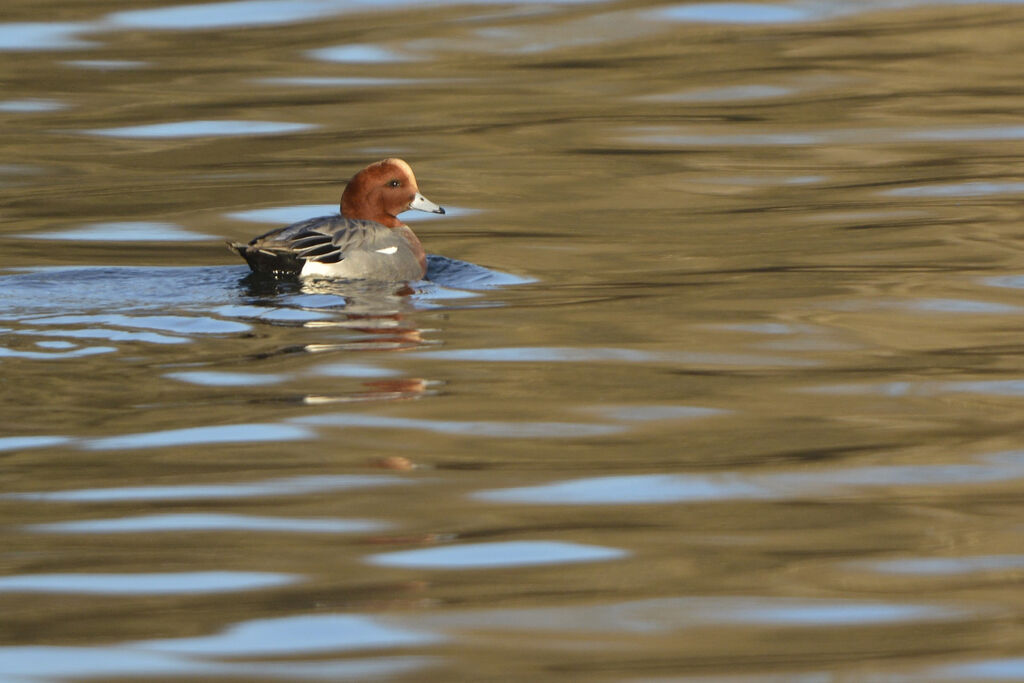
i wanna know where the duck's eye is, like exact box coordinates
[388,179,401,188]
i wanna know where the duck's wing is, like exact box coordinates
[229,215,388,275]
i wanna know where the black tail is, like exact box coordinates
[227,241,304,276]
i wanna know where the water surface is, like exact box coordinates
[2,0,1024,679]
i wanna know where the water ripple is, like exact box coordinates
[87,120,315,139]
[15,326,188,345]
[803,379,1024,397]
[646,84,794,102]
[583,405,727,422]
[164,370,288,386]
[307,44,411,63]
[0,99,67,113]
[0,571,297,595]
[20,221,216,242]
[0,344,115,359]
[0,436,72,452]
[259,77,431,88]
[83,423,314,450]
[294,413,623,438]
[368,540,628,569]
[105,0,451,30]
[850,555,1024,576]
[932,657,1024,680]
[411,596,972,632]
[25,513,388,534]
[0,267,244,315]
[31,313,249,335]
[64,59,147,70]
[474,453,1024,504]
[0,22,95,51]
[657,3,811,24]
[409,346,814,366]
[3,474,412,502]
[984,274,1024,290]
[883,180,1024,197]
[828,298,1020,314]
[0,648,434,682]
[627,124,1024,148]
[139,613,443,655]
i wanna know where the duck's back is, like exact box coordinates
[229,215,425,280]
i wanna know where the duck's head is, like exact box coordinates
[340,158,444,228]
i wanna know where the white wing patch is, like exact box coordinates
[374,246,398,255]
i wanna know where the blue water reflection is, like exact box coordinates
[658,3,811,23]
[294,412,624,438]
[4,474,412,502]
[0,647,434,681]
[212,303,333,322]
[22,221,216,242]
[985,274,1024,290]
[32,313,250,335]
[410,345,813,366]
[853,555,1024,576]
[629,124,1024,148]
[27,513,387,534]
[805,379,1024,397]
[139,613,443,655]
[0,647,215,681]
[935,657,1024,680]
[165,370,287,386]
[14,325,187,345]
[307,44,410,63]
[34,340,76,349]
[827,298,1020,314]
[477,474,764,504]
[0,267,243,315]
[0,571,297,595]
[310,362,400,378]
[475,454,1024,504]
[424,255,536,290]
[106,0,363,30]
[64,59,147,69]
[411,346,661,363]
[412,596,967,632]
[648,84,794,102]
[88,120,315,138]
[0,22,94,50]
[905,125,1024,141]
[105,0,593,31]
[368,540,628,569]
[84,423,314,450]
[0,344,115,359]
[0,99,66,112]
[0,436,71,452]
[883,181,1024,197]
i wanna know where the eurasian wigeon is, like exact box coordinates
[229,158,444,280]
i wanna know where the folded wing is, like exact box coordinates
[228,215,388,275]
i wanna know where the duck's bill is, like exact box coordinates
[408,192,445,214]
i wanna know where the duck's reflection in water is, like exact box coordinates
[302,378,434,405]
[240,274,435,404]
[297,277,427,350]
[238,255,530,404]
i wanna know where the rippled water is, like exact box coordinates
[2,0,1024,680]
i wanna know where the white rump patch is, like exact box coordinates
[374,246,398,255]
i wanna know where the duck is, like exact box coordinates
[229,158,445,280]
